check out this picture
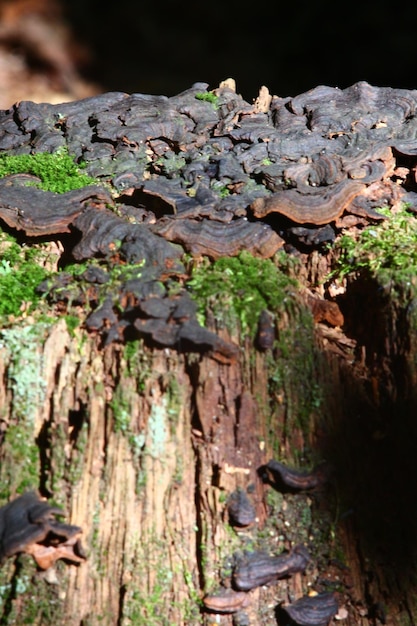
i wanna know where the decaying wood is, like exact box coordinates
[1,81,417,625]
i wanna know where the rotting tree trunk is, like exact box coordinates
[2,80,417,626]
[0,285,327,626]
[1,256,417,625]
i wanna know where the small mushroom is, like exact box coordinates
[280,592,339,626]
[263,459,329,492]
[203,588,251,614]
[232,544,310,591]
[227,489,256,528]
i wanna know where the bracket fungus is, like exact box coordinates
[0,491,86,570]
[280,592,339,626]
[0,80,416,354]
[263,459,329,492]
[226,488,256,528]
[232,544,311,591]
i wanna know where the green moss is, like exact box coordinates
[0,556,63,624]
[329,206,417,285]
[121,530,200,625]
[164,374,182,428]
[110,387,131,436]
[154,154,186,177]
[0,148,98,193]
[0,423,40,500]
[123,339,153,393]
[187,251,297,337]
[194,92,219,108]
[0,233,51,318]
[210,180,230,197]
[63,314,80,336]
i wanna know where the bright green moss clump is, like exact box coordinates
[0,149,97,193]
[187,251,297,336]
[0,235,50,317]
[194,92,219,108]
[330,206,417,283]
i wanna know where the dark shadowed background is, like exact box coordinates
[63,0,417,100]
[0,0,415,107]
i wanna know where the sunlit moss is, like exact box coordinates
[186,251,297,337]
[0,234,50,318]
[0,148,97,193]
[329,205,417,284]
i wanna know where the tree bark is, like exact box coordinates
[1,251,417,626]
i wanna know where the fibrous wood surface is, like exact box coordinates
[0,81,417,625]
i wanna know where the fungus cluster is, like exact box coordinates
[0,491,85,570]
[203,460,338,625]
[0,80,416,355]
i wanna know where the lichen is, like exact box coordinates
[147,400,169,459]
[0,322,49,422]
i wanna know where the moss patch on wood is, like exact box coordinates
[0,149,98,193]
[186,250,297,337]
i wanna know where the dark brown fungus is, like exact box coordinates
[227,489,256,527]
[250,180,366,225]
[232,544,310,591]
[203,588,251,613]
[281,592,339,626]
[177,319,239,364]
[255,309,275,350]
[0,491,86,569]
[152,216,284,259]
[283,154,344,188]
[0,177,112,236]
[264,459,329,492]
[1,81,415,359]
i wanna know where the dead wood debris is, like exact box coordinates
[0,80,417,355]
[0,491,86,569]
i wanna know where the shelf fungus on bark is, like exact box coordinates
[226,488,256,527]
[263,459,329,492]
[280,592,339,626]
[152,216,284,259]
[0,175,113,237]
[0,491,86,570]
[232,544,311,591]
[250,179,366,226]
[255,309,275,350]
[203,588,251,614]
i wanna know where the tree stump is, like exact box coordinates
[0,81,417,625]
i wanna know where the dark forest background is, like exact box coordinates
[63,0,417,100]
